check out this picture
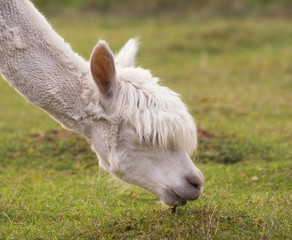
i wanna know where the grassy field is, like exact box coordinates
[0,15,291,239]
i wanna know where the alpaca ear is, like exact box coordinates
[90,40,116,97]
[115,38,139,67]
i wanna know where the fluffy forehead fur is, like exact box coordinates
[85,39,197,155]
[114,65,197,155]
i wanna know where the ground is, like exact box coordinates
[0,16,291,239]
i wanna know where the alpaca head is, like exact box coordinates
[89,39,204,206]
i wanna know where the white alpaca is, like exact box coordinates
[0,0,204,206]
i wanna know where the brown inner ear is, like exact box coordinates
[91,46,115,97]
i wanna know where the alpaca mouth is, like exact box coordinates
[172,188,200,204]
[167,190,188,206]
[161,186,201,206]
[174,197,188,206]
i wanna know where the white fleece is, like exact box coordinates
[0,1,204,206]
[0,0,94,136]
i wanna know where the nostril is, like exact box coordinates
[186,175,203,190]
[188,180,200,189]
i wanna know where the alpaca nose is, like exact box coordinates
[161,169,204,206]
[169,174,203,203]
[186,169,204,191]
[178,170,204,201]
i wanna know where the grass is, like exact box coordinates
[0,14,291,239]
[31,0,292,17]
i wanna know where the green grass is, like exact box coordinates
[0,15,291,239]
[31,0,292,17]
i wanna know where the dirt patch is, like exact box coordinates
[27,128,255,165]
[196,127,245,164]
[197,128,220,140]
[196,128,273,164]
[30,129,76,142]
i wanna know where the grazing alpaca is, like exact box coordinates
[0,0,204,206]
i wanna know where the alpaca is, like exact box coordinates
[0,0,204,206]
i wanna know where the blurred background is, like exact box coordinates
[32,0,291,17]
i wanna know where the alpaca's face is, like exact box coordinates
[90,39,204,206]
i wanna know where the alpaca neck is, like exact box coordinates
[0,0,94,137]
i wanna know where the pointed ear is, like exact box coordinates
[115,38,139,68]
[90,40,116,97]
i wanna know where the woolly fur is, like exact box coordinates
[115,66,197,155]
[0,0,203,206]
